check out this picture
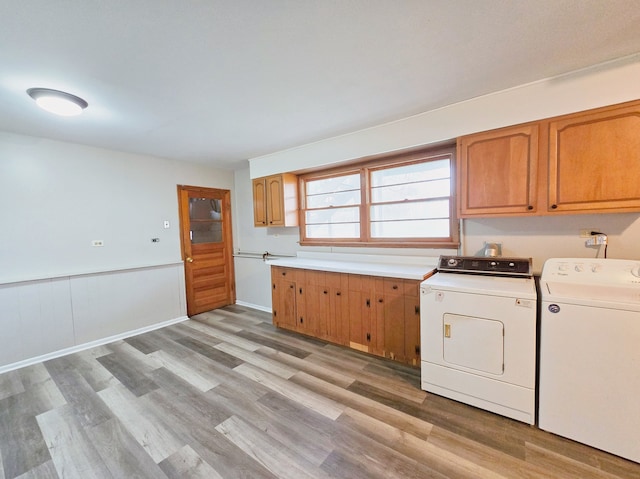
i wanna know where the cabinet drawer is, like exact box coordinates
[383,278,404,295]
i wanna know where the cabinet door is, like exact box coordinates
[265,175,285,226]
[458,123,539,217]
[252,178,267,226]
[404,280,421,366]
[548,102,640,213]
[383,278,406,362]
[265,174,299,227]
[348,275,375,353]
[299,270,327,338]
[326,272,349,346]
[271,267,296,330]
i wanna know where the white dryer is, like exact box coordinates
[421,256,537,424]
[539,258,640,463]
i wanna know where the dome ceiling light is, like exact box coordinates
[27,88,88,116]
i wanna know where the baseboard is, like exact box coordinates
[0,315,190,375]
[235,300,272,313]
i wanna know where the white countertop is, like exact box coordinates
[266,252,439,280]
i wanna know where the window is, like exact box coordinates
[300,145,458,247]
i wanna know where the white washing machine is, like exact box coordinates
[421,256,537,424]
[539,258,640,463]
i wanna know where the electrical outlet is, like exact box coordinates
[580,229,599,238]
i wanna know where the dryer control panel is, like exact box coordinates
[438,256,532,277]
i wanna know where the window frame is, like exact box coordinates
[298,144,459,248]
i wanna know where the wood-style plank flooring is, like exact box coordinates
[1,305,639,478]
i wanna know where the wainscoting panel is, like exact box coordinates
[0,263,187,370]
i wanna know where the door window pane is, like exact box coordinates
[189,197,223,244]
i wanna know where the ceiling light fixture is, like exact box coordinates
[27,88,88,116]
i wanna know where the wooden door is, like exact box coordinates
[458,123,539,217]
[547,101,640,212]
[178,185,235,316]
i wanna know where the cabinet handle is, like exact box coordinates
[392,285,398,290]
[300,317,304,324]
[551,204,558,209]
[269,220,273,224]
[366,299,370,307]
[273,310,277,317]
[289,284,294,289]
[366,333,371,342]
[378,298,383,303]
[282,271,286,276]
[323,290,328,294]
[415,345,420,355]
[273,284,276,290]
[527,205,533,210]
[299,288,303,294]
[336,292,341,296]
[415,305,420,314]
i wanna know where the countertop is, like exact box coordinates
[266,252,439,280]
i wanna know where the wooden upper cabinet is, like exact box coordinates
[252,174,299,227]
[252,178,267,226]
[457,123,539,217]
[458,99,640,218]
[547,102,640,213]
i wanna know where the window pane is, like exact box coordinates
[371,178,450,202]
[306,207,360,224]
[307,189,361,209]
[370,200,449,221]
[307,173,360,195]
[371,159,450,187]
[306,222,360,238]
[371,219,450,238]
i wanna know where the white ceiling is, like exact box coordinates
[1,1,639,169]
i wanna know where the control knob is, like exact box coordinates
[447,258,458,267]
[631,265,640,278]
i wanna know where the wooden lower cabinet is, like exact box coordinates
[272,266,421,367]
[271,267,297,330]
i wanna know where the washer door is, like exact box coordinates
[442,313,504,375]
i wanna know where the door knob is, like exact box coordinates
[185,257,194,263]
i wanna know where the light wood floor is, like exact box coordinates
[1,305,639,479]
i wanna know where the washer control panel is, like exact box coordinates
[542,258,640,285]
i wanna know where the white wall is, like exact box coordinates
[462,213,640,274]
[0,131,234,282]
[249,54,640,178]
[231,167,300,310]
[0,132,233,370]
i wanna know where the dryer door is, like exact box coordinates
[442,313,504,375]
